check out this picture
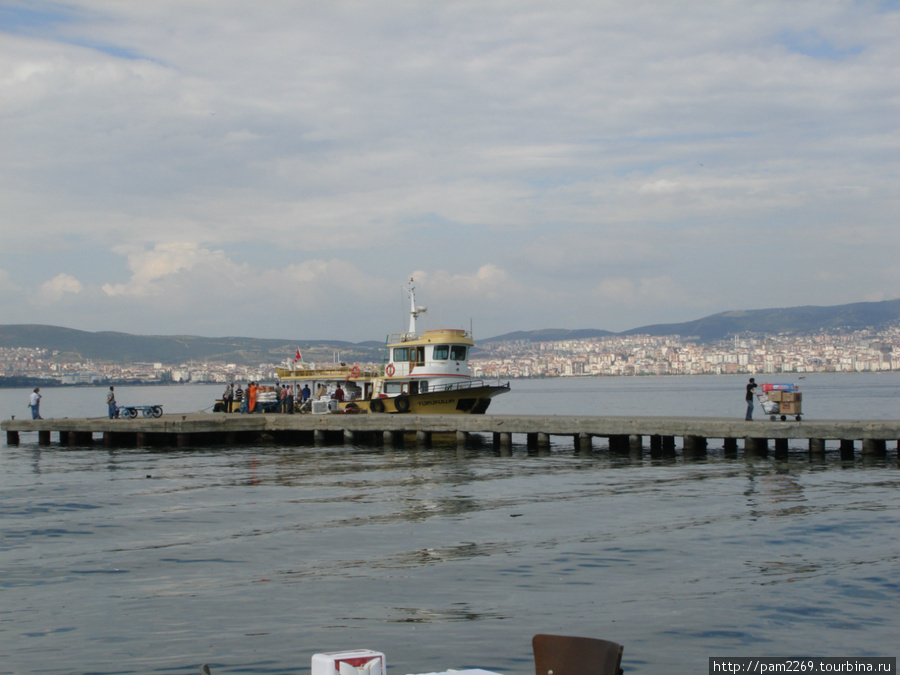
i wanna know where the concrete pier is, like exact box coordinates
[4,413,900,460]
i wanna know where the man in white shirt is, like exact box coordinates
[29,388,42,419]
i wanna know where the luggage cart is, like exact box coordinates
[119,405,163,419]
[759,383,802,421]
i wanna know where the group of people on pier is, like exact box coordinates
[220,381,344,414]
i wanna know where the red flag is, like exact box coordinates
[294,348,302,362]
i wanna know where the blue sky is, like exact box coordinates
[1,0,898,342]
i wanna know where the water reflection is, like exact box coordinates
[386,603,507,623]
[752,556,823,583]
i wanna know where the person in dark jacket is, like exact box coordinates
[745,378,758,420]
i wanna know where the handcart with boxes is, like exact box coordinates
[759,383,802,421]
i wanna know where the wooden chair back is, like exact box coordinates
[532,633,624,675]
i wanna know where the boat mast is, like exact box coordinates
[407,276,427,337]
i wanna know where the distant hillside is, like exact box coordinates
[484,298,900,344]
[483,328,615,343]
[621,299,900,342]
[0,324,385,365]
[3,298,899,362]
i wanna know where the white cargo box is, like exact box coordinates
[312,650,386,675]
[311,399,331,414]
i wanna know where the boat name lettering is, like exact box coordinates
[419,399,455,406]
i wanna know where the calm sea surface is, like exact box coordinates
[2,374,899,675]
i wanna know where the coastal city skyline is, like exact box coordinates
[4,324,896,386]
[2,2,900,342]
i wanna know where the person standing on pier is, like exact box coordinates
[239,383,249,413]
[107,386,118,419]
[28,387,42,419]
[286,384,295,414]
[745,378,758,420]
[222,382,234,413]
[248,382,258,413]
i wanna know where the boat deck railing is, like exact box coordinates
[428,378,510,394]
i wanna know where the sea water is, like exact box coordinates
[1,374,899,675]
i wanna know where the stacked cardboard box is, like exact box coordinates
[765,391,801,401]
[762,385,802,416]
[780,400,801,415]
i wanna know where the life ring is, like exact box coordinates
[350,365,361,378]
[394,395,410,413]
[370,398,385,413]
[385,364,395,376]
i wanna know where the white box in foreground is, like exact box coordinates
[312,650,386,675]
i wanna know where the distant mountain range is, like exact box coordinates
[0,324,385,366]
[2,298,898,364]
[480,298,900,343]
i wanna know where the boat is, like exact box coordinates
[217,278,510,415]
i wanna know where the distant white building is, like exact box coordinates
[59,373,101,385]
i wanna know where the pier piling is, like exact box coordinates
[862,438,886,456]
[840,439,855,460]
[723,438,738,457]
[682,435,707,458]
[774,438,789,457]
[744,437,768,456]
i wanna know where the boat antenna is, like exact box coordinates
[407,276,427,336]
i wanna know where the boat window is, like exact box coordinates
[450,345,468,361]
[384,382,405,394]
[433,345,449,360]
[420,381,428,392]
[393,347,409,361]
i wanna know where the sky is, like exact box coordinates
[1,1,899,343]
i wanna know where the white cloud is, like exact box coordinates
[1,1,899,338]
[36,273,84,304]
[0,268,20,296]
[101,243,231,297]
[638,180,681,195]
[415,265,513,301]
[98,242,371,304]
[590,275,687,306]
